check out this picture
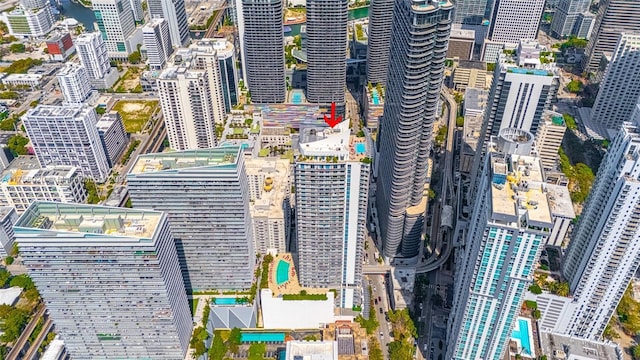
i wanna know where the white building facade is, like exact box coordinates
[143,18,172,70]
[14,202,193,359]
[92,0,137,59]
[57,63,93,104]
[75,32,119,89]
[22,105,111,182]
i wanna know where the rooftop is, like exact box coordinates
[542,110,566,127]
[15,202,163,240]
[0,206,14,220]
[286,341,339,360]
[56,63,83,77]
[160,39,219,80]
[412,0,454,13]
[0,163,79,186]
[544,183,576,219]
[539,331,622,360]
[0,287,22,306]
[245,157,290,219]
[489,154,553,228]
[26,104,87,119]
[297,121,368,162]
[96,111,122,130]
[130,147,240,174]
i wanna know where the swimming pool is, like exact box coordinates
[241,332,285,343]
[355,143,366,154]
[292,92,303,104]
[213,297,239,305]
[276,260,290,285]
[372,89,380,105]
[511,317,533,356]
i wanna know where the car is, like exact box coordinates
[378,296,382,302]
[374,299,378,305]
[380,332,383,337]
[379,308,383,314]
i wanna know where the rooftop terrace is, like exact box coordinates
[297,121,368,162]
[15,202,163,239]
[490,154,553,228]
[130,147,240,174]
[1,157,78,186]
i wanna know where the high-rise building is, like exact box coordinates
[376,0,453,260]
[305,0,347,105]
[241,0,285,103]
[0,207,17,257]
[157,40,226,150]
[127,147,255,291]
[483,0,545,62]
[15,202,192,359]
[470,42,559,197]
[550,0,591,38]
[0,0,54,37]
[75,32,119,89]
[454,0,489,25]
[447,134,552,360]
[0,162,87,213]
[294,121,369,308]
[560,115,640,340]
[143,18,172,70]
[92,0,137,60]
[129,0,144,22]
[535,110,567,170]
[365,0,393,85]
[581,0,640,73]
[57,63,92,104]
[213,39,239,112]
[147,0,189,47]
[245,157,291,255]
[23,105,111,182]
[589,33,640,137]
[96,111,129,168]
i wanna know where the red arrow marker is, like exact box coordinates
[324,102,342,128]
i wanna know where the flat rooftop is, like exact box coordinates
[245,157,290,219]
[0,206,14,219]
[26,104,86,119]
[15,202,163,240]
[297,121,368,161]
[490,154,553,228]
[130,147,240,174]
[1,162,78,186]
[539,331,622,360]
[544,184,576,219]
[286,341,338,360]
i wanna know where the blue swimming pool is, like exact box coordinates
[292,92,303,104]
[213,297,238,305]
[372,89,380,105]
[511,318,533,356]
[276,260,290,285]
[241,332,285,343]
[355,143,366,154]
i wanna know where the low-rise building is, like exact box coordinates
[0,4,54,37]
[96,112,129,167]
[539,331,622,360]
[450,61,491,91]
[286,341,339,360]
[362,85,384,130]
[1,73,42,89]
[460,88,488,174]
[245,157,291,254]
[0,158,87,213]
[545,183,576,248]
[46,32,75,61]
[535,111,567,170]
[447,26,475,60]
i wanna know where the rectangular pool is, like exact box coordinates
[241,332,285,343]
[213,297,238,305]
[355,143,366,154]
[511,317,534,357]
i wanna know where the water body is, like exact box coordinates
[59,0,96,31]
[286,6,368,36]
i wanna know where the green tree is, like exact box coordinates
[0,91,18,99]
[9,43,25,53]
[84,179,101,204]
[7,134,29,156]
[563,113,577,130]
[456,116,464,127]
[4,58,43,74]
[96,106,106,115]
[632,344,640,360]
[209,332,227,360]
[368,336,384,360]
[10,274,35,290]
[4,256,12,265]
[528,283,542,294]
[128,51,141,64]
[388,340,414,360]
[23,287,40,302]
[566,80,583,93]
[248,342,266,360]
[202,302,210,324]
[532,309,541,319]
[0,307,29,342]
[227,327,242,353]
[0,268,10,287]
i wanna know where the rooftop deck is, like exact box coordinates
[130,147,240,174]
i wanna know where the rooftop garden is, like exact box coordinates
[282,290,328,301]
[355,23,367,41]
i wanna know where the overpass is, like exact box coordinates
[363,264,393,274]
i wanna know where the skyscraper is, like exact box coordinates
[483,0,545,62]
[0,207,17,257]
[241,0,285,103]
[75,32,119,89]
[550,0,591,38]
[157,40,226,150]
[375,0,453,260]
[365,0,393,85]
[15,202,192,359]
[306,0,347,104]
[447,133,551,360]
[0,0,54,37]
[581,0,640,73]
[560,114,640,340]
[23,105,111,182]
[294,121,369,308]
[129,0,143,22]
[454,0,489,25]
[214,39,239,112]
[57,63,92,104]
[143,18,172,70]
[147,0,189,47]
[92,0,137,60]
[127,147,255,291]
[589,33,640,137]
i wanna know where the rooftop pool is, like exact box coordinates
[511,317,534,357]
[276,259,290,286]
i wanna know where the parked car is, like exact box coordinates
[379,308,383,314]
[374,299,378,305]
